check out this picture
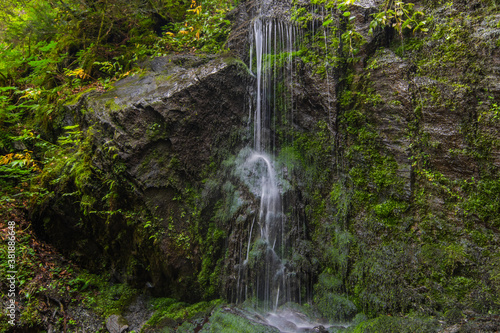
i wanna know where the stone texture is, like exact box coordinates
[29,0,500,322]
[31,55,251,299]
[106,314,129,333]
[364,49,413,194]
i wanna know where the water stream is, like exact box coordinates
[246,16,300,311]
[233,10,335,332]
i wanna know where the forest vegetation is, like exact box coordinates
[1,0,500,332]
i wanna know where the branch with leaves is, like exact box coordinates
[369,1,429,37]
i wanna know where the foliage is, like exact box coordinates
[0,206,140,332]
[0,0,237,215]
[31,124,95,213]
[82,279,139,318]
[369,1,430,37]
[143,298,222,329]
[201,307,281,333]
[1,0,499,331]
[292,0,367,66]
[155,0,233,54]
[314,273,357,321]
[461,178,500,228]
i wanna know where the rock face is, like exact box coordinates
[90,55,249,180]
[87,55,250,222]
[106,315,128,333]
[31,0,500,322]
[320,0,500,319]
[31,55,252,299]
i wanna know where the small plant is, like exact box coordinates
[153,0,233,54]
[369,1,429,37]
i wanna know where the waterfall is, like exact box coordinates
[224,3,340,331]
[250,18,299,154]
[246,151,283,308]
[235,16,301,310]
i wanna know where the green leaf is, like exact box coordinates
[343,11,351,17]
[38,41,58,53]
[0,87,18,92]
[63,124,80,130]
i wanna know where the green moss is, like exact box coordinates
[144,299,223,330]
[373,200,409,224]
[154,74,174,84]
[223,57,252,77]
[347,315,439,333]
[314,289,357,322]
[200,308,280,333]
[74,273,139,318]
[197,224,225,299]
[63,88,96,106]
[176,321,197,332]
[104,97,123,112]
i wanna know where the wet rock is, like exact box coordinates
[32,54,251,299]
[363,49,413,197]
[413,77,478,180]
[351,0,385,47]
[440,324,461,333]
[300,325,328,333]
[225,1,254,62]
[65,306,104,332]
[439,315,500,333]
[106,314,129,333]
[88,56,249,185]
[123,295,154,333]
[208,307,281,332]
[282,320,299,331]
[312,325,328,333]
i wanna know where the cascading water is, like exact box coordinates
[248,152,283,309]
[221,1,352,330]
[231,14,337,331]
[251,17,299,154]
[238,18,300,309]
[226,3,347,331]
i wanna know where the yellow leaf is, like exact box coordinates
[0,154,14,165]
[179,30,189,35]
[20,88,42,100]
[187,5,202,15]
[165,32,175,37]
[65,68,88,79]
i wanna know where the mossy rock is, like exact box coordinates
[143,299,222,331]
[315,293,357,322]
[347,315,440,333]
[199,308,280,333]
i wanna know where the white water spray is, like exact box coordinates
[237,16,303,311]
